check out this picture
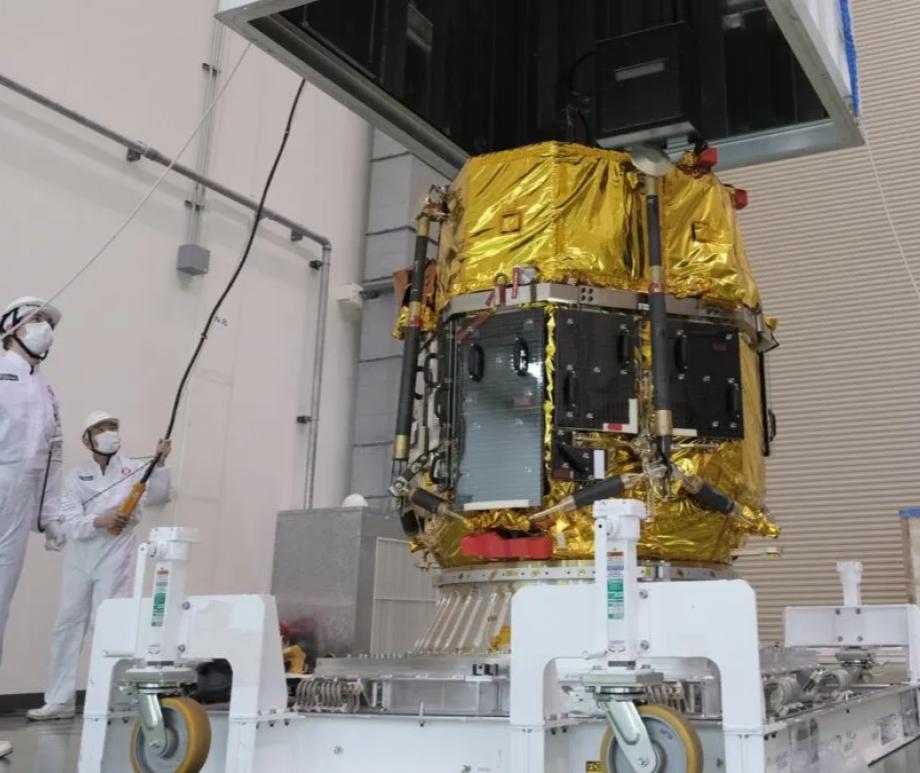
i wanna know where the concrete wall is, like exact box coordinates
[0,1,370,694]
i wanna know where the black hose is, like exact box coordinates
[689,481,736,515]
[410,488,446,514]
[646,181,673,462]
[572,474,628,510]
[758,349,772,457]
[393,224,432,462]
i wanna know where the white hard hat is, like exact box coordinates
[342,493,369,508]
[1,296,62,331]
[83,411,119,435]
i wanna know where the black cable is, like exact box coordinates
[164,77,307,442]
[567,50,596,95]
[565,50,601,149]
[577,108,602,149]
[138,77,307,485]
[89,78,308,495]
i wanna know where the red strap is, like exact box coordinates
[461,532,554,560]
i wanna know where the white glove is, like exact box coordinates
[43,521,66,552]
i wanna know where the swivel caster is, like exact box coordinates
[129,696,211,773]
[600,704,703,773]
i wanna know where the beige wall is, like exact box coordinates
[0,2,371,693]
[731,0,920,639]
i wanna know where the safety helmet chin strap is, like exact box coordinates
[2,306,49,362]
[14,333,49,362]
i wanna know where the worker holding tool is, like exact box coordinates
[27,411,171,721]
[0,296,67,758]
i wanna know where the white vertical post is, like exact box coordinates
[593,499,647,662]
[593,518,611,655]
[837,560,863,607]
[141,527,199,663]
[129,540,150,656]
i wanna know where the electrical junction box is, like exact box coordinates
[336,282,365,311]
[176,242,210,276]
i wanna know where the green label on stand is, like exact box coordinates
[151,569,169,628]
[607,553,624,620]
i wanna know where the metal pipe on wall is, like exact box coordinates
[184,14,226,246]
[303,243,332,508]
[0,69,335,510]
[0,71,329,247]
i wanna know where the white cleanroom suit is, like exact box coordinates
[0,349,66,662]
[42,452,171,707]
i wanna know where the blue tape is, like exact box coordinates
[838,0,860,115]
[900,508,920,519]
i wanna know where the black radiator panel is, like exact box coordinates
[668,319,744,440]
[554,309,639,433]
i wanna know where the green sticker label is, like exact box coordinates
[607,553,624,620]
[151,569,169,628]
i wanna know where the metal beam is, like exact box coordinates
[0,71,330,248]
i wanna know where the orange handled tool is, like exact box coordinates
[107,451,163,536]
[107,480,147,536]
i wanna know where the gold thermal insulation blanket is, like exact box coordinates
[405,142,778,566]
[414,312,778,567]
[435,142,643,305]
[431,142,759,310]
[661,160,760,308]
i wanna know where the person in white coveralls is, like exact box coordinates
[0,296,68,758]
[28,411,171,721]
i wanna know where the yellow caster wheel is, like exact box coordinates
[130,696,211,773]
[600,704,703,773]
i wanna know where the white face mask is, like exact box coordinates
[17,321,53,357]
[93,430,121,455]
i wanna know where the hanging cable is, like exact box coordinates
[861,121,920,306]
[163,78,307,443]
[89,77,309,513]
[3,43,253,339]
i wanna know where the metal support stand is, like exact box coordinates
[79,527,289,772]
[593,498,647,661]
[589,500,662,771]
[838,560,864,607]
[136,692,170,758]
[80,519,920,772]
[602,701,657,770]
[787,558,920,685]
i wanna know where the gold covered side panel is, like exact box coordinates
[634,333,776,562]
[412,142,779,568]
[535,325,776,565]
[436,142,643,306]
[660,165,760,309]
[418,307,778,567]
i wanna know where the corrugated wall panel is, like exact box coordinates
[370,538,437,653]
[728,0,920,641]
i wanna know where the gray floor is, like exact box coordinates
[0,712,917,772]
[0,715,81,772]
